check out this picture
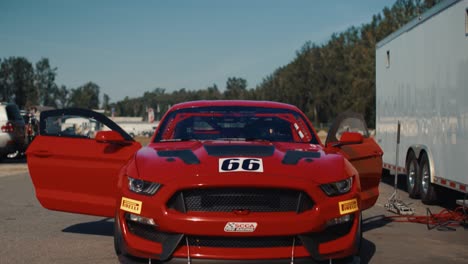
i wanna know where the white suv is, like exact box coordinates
[0,103,26,160]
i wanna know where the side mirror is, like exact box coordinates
[338,131,364,145]
[95,131,125,143]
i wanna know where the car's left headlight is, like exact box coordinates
[320,177,353,196]
[128,176,161,195]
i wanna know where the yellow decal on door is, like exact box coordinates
[120,197,142,214]
[339,199,358,215]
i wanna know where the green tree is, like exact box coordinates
[102,93,110,110]
[55,85,70,108]
[34,58,58,107]
[202,84,222,100]
[69,82,100,109]
[0,57,36,108]
[224,77,247,99]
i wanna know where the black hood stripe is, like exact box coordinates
[204,145,275,157]
[282,151,321,165]
[157,150,200,164]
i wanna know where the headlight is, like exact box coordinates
[128,176,161,195]
[320,177,353,196]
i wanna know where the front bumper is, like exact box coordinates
[117,176,361,262]
[148,256,360,264]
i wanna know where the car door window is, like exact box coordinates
[39,108,134,141]
[325,111,369,145]
[42,114,110,139]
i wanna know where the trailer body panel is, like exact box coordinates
[376,0,468,194]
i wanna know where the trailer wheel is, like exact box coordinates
[419,153,438,204]
[406,151,420,198]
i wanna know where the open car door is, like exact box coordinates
[325,112,383,211]
[27,108,141,217]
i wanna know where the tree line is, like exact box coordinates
[0,57,104,110]
[0,0,440,127]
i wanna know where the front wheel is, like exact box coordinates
[419,153,438,204]
[332,213,362,264]
[114,214,147,264]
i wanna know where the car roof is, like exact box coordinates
[170,100,301,112]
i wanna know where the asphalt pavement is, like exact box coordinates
[0,163,467,264]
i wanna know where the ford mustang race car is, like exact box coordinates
[27,100,383,264]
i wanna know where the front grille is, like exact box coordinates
[188,236,302,248]
[126,219,303,249]
[126,219,173,243]
[167,187,314,213]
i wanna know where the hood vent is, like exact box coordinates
[282,151,321,165]
[204,145,275,157]
[157,150,200,164]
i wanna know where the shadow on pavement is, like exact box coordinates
[359,215,392,263]
[362,215,393,233]
[1,155,27,164]
[359,237,376,264]
[62,217,114,236]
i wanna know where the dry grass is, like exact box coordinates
[317,130,328,143]
[134,136,152,146]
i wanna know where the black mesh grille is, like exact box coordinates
[322,219,354,240]
[167,188,314,213]
[188,236,302,248]
[126,219,173,243]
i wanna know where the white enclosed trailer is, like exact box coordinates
[376,0,468,204]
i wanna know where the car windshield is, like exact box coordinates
[154,106,318,144]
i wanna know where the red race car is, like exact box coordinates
[27,100,382,264]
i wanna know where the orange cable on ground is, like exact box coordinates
[385,206,468,230]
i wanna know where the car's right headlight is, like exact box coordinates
[320,177,353,196]
[128,176,161,195]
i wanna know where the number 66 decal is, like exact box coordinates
[219,158,264,173]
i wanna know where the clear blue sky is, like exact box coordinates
[1,0,394,103]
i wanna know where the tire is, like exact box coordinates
[114,215,124,256]
[333,213,362,264]
[355,212,362,255]
[405,151,420,198]
[355,213,362,263]
[419,153,438,204]
[114,214,147,264]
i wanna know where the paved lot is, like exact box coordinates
[0,158,29,178]
[0,162,467,264]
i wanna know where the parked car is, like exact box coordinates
[0,102,26,160]
[27,101,383,263]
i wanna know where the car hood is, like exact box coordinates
[133,141,349,185]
